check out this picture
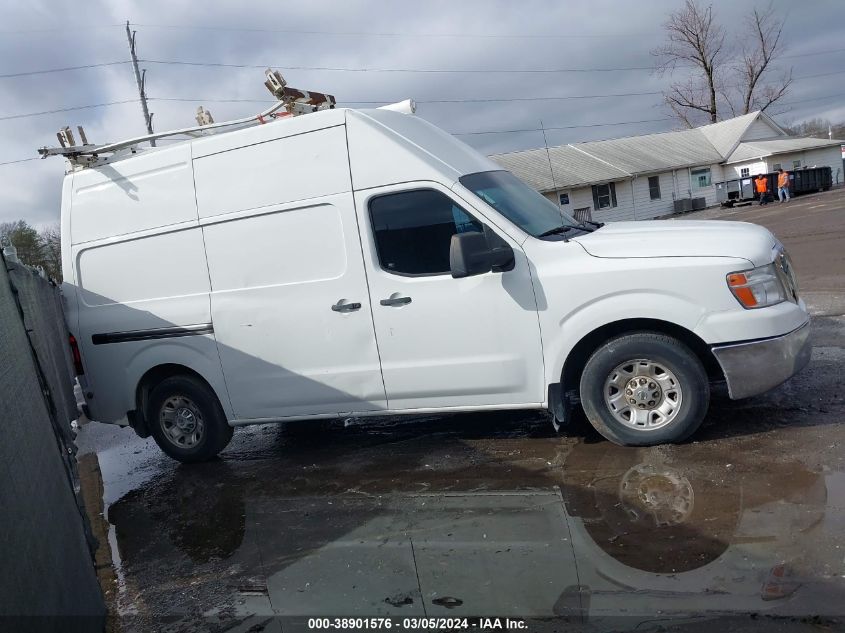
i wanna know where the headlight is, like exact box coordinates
[727,263,787,309]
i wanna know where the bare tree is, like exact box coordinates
[653,1,793,126]
[732,4,792,115]
[652,0,727,126]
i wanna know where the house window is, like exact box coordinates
[772,163,781,171]
[648,176,661,200]
[793,160,801,169]
[691,167,711,188]
[740,168,750,178]
[559,193,570,206]
[591,182,617,209]
[369,189,483,276]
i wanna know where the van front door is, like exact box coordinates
[204,193,387,420]
[355,183,545,411]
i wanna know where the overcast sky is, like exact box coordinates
[1,0,843,227]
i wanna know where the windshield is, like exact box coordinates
[459,170,580,237]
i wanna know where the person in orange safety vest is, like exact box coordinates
[755,174,769,205]
[777,168,791,203]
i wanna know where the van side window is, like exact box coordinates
[369,189,483,276]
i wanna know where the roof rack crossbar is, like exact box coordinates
[38,99,288,162]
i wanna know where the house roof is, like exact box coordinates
[725,136,844,164]
[572,127,723,175]
[488,110,835,192]
[490,144,629,190]
[697,111,762,158]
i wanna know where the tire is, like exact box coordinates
[579,332,709,446]
[147,375,234,463]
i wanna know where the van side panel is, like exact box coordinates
[72,226,223,423]
[70,145,198,244]
[193,125,351,219]
[196,124,387,420]
[68,143,229,424]
[203,195,387,419]
[77,229,208,304]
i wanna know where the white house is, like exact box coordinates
[490,111,844,222]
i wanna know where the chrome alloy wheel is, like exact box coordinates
[603,359,682,430]
[159,395,205,448]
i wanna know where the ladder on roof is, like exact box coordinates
[37,69,338,167]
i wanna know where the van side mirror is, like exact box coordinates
[449,229,514,278]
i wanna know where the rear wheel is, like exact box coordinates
[147,375,233,462]
[579,332,709,446]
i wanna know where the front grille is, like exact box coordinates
[776,249,799,302]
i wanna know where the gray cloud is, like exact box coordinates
[1,0,843,226]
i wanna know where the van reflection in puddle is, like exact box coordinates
[105,426,838,629]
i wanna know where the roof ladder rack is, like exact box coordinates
[37,69,337,167]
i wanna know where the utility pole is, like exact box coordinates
[125,21,155,146]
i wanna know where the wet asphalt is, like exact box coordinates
[75,189,845,633]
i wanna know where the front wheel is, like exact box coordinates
[147,375,234,462]
[579,332,709,446]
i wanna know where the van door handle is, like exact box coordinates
[380,295,412,307]
[332,300,362,312]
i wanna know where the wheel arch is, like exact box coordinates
[130,364,221,438]
[559,318,723,399]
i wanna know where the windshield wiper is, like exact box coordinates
[537,225,581,238]
[581,220,605,229]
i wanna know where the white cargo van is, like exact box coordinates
[58,107,811,462]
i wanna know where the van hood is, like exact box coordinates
[573,220,777,267]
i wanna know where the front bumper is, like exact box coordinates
[711,320,812,400]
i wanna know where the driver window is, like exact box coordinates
[369,189,483,276]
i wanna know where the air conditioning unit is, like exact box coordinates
[673,198,693,213]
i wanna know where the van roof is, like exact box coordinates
[63,108,500,184]
[64,107,500,246]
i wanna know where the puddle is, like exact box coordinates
[80,412,845,630]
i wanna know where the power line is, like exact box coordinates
[382,91,665,104]
[148,69,845,107]
[129,22,656,40]
[0,61,131,79]
[0,99,139,122]
[352,71,845,103]
[0,157,40,166]
[4,81,844,126]
[3,88,841,127]
[121,23,845,62]
[149,89,665,106]
[781,47,845,59]
[141,59,658,74]
[453,118,673,136]
[135,49,845,74]
[0,24,123,34]
[3,51,843,82]
[780,92,845,106]
[792,69,845,81]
